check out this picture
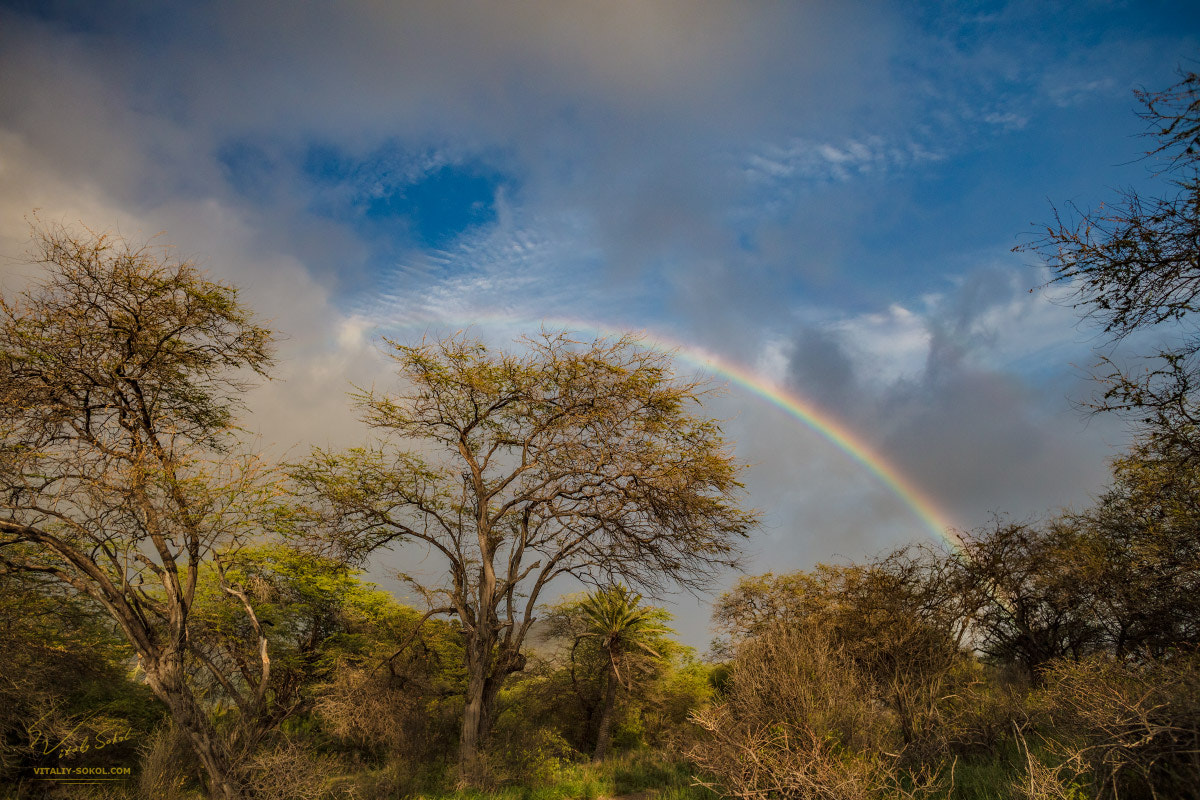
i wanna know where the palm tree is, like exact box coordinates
[577,585,667,761]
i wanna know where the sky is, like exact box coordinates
[2,0,1198,648]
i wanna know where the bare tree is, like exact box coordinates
[1020,69,1200,457]
[288,330,757,782]
[0,223,277,800]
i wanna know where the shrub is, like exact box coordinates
[1033,653,1200,799]
[138,722,203,800]
[687,623,941,799]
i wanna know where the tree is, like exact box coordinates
[950,440,1200,676]
[288,330,757,781]
[951,520,1101,680]
[574,585,668,761]
[1066,436,1200,659]
[0,223,278,800]
[504,591,688,763]
[1021,69,1200,456]
[711,569,831,658]
[713,557,968,746]
[191,544,388,731]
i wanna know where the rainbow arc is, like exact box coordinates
[373,313,965,553]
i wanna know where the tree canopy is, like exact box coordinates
[0,223,279,799]
[289,330,757,780]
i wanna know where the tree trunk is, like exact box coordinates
[458,653,505,784]
[592,658,620,762]
[143,655,245,800]
[458,665,488,784]
[458,639,526,784]
[893,690,915,746]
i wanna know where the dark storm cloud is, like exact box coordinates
[785,327,860,411]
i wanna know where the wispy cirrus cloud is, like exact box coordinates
[743,136,945,186]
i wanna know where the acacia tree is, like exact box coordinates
[0,224,278,800]
[1065,436,1200,659]
[288,331,757,781]
[951,520,1101,680]
[949,449,1200,676]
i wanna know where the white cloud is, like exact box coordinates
[982,111,1029,130]
[742,135,945,186]
[830,303,934,386]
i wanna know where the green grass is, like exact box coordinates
[940,755,1022,800]
[408,751,717,800]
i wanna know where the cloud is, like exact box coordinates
[783,326,860,409]
[743,136,945,186]
[771,265,1121,537]
[1,0,1193,646]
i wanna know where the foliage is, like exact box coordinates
[952,436,1200,680]
[1067,436,1200,658]
[399,751,714,800]
[698,443,1200,798]
[0,566,164,788]
[490,590,709,777]
[0,222,278,799]
[138,721,205,800]
[190,544,395,722]
[288,330,757,780]
[573,585,669,760]
[307,587,466,768]
[551,588,687,752]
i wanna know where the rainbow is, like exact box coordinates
[370,313,965,553]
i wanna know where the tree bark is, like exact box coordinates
[143,653,245,800]
[458,648,504,784]
[592,657,620,762]
[458,637,527,783]
[458,664,488,784]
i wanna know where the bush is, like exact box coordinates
[243,739,350,800]
[1032,653,1200,799]
[921,665,1030,758]
[486,727,580,785]
[687,624,942,799]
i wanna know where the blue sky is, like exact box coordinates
[2,0,1198,645]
